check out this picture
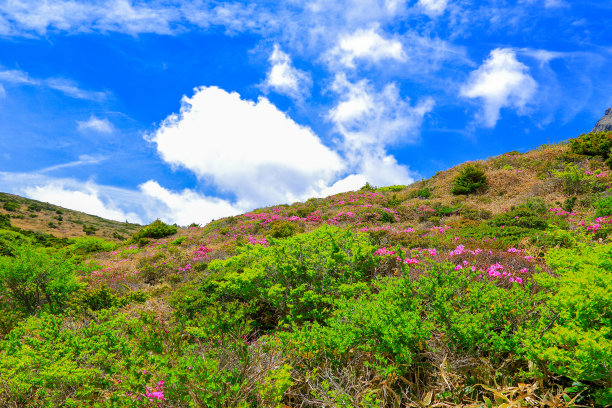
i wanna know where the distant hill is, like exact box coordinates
[0,192,141,241]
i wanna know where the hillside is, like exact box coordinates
[0,131,611,407]
[0,192,141,241]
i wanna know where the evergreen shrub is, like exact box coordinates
[451,165,487,195]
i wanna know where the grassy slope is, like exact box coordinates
[1,139,611,407]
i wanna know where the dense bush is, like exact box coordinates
[0,214,10,229]
[376,185,406,192]
[490,207,549,230]
[451,164,487,195]
[3,201,20,212]
[200,226,378,327]
[0,245,82,314]
[569,131,612,167]
[132,219,177,241]
[82,224,98,235]
[595,196,612,218]
[522,243,612,406]
[69,236,115,255]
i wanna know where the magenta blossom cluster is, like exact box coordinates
[145,380,165,402]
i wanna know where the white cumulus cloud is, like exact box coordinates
[264,44,311,99]
[139,180,244,226]
[461,48,537,127]
[146,86,346,208]
[23,181,142,224]
[331,27,406,68]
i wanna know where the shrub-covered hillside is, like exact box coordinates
[0,132,611,407]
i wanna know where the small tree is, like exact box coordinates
[451,164,487,195]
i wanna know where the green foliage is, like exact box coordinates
[521,244,612,405]
[268,220,298,238]
[360,182,375,191]
[3,201,20,212]
[202,226,378,327]
[410,187,432,199]
[112,231,125,240]
[0,245,83,314]
[490,207,549,230]
[281,276,430,376]
[0,214,10,229]
[0,230,30,256]
[82,224,98,235]
[376,185,406,192]
[415,263,541,357]
[170,236,185,245]
[562,196,577,213]
[69,236,115,255]
[132,219,177,241]
[569,131,612,161]
[525,197,548,214]
[595,196,612,218]
[27,203,43,212]
[451,164,487,195]
[552,163,608,195]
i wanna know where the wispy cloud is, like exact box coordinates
[0,67,108,101]
[38,155,107,174]
[328,74,433,185]
[329,26,406,68]
[77,116,114,133]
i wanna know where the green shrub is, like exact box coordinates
[3,202,20,212]
[413,187,432,199]
[202,226,378,327]
[70,236,115,255]
[414,262,541,357]
[268,221,297,238]
[0,214,10,229]
[525,197,548,214]
[569,131,612,159]
[595,196,612,218]
[490,208,549,230]
[376,185,406,192]
[360,182,375,191]
[132,219,177,241]
[521,244,612,405]
[562,196,577,213]
[280,276,431,376]
[451,165,487,195]
[112,232,125,240]
[27,203,42,212]
[82,225,98,235]
[0,245,82,314]
[0,230,30,257]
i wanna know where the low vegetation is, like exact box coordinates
[0,131,611,407]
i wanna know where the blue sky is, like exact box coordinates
[0,0,611,225]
